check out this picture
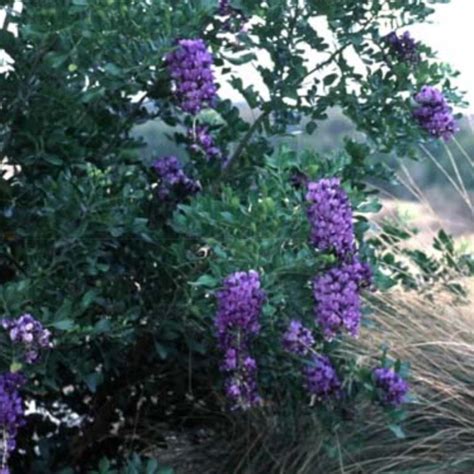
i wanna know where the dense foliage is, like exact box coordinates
[0,0,470,472]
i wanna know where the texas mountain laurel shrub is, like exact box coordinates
[0,0,468,471]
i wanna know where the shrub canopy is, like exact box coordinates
[0,0,469,472]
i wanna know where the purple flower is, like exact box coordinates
[166,39,217,115]
[215,270,265,410]
[215,270,265,347]
[304,354,341,400]
[0,372,26,469]
[373,367,409,406]
[290,171,309,190]
[224,356,261,410]
[1,314,52,364]
[306,178,356,258]
[152,156,201,201]
[386,31,419,63]
[312,259,372,340]
[218,0,249,33]
[413,86,457,140]
[187,125,223,161]
[222,347,238,371]
[282,320,315,356]
[218,0,232,16]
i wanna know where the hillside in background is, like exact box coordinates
[134,106,474,238]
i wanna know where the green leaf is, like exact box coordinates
[81,289,97,310]
[104,62,121,76]
[224,52,257,66]
[110,227,124,237]
[220,211,234,223]
[43,154,63,166]
[388,424,406,439]
[158,468,174,474]
[323,73,338,86]
[51,319,75,331]
[146,459,159,474]
[305,121,317,134]
[84,372,103,393]
[358,200,382,213]
[48,53,68,69]
[196,108,226,126]
[98,457,111,473]
[94,319,111,334]
[0,30,16,56]
[10,361,23,373]
[155,342,169,360]
[189,274,218,288]
[81,86,106,103]
[433,229,454,254]
[374,271,396,291]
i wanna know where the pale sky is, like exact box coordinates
[412,0,474,108]
[1,1,473,108]
[217,0,474,110]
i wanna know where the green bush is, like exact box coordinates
[0,1,470,472]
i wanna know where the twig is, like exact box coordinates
[299,43,350,84]
[221,109,270,177]
[99,92,149,160]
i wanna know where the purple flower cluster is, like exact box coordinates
[223,355,260,410]
[215,270,265,346]
[312,259,372,340]
[304,354,341,400]
[373,367,409,406]
[306,178,355,258]
[386,31,419,63]
[218,0,248,33]
[1,314,52,364]
[413,86,457,140]
[282,320,315,356]
[166,39,217,115]
[152,156,201,200]
[215,270,265,410]
[165,39,224,159]
[187,125,223,161]
[218,0,232,16]
[0,315,53,471]
[0,372,26,471]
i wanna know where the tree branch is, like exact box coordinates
[226,109,269,168]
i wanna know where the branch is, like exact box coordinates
[221,109,270,178]
[99,92,149,160]
[299,42,350,84]
[219,9,377,181]
[220,46,346,179]
[230,109,270,163]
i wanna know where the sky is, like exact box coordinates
[217,0,474,109]
[1,1,473,108]
[412,0,474,108]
